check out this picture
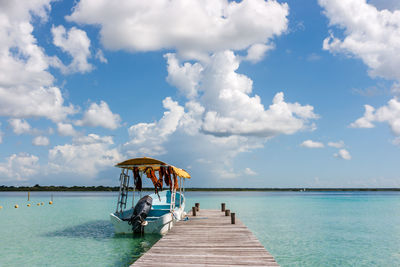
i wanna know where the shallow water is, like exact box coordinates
[1,191,400,266]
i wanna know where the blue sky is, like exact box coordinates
[1,0,400,187]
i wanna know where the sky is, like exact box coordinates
[1,0,400,188]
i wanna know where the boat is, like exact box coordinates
[110,157,190,235]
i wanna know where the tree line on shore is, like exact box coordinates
[0,185,399,191]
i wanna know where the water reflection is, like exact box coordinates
[45,220,161,266]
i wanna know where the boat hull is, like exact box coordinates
[110,190,186,235]
[110,205,185,235]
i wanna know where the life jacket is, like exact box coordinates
[163,166,171,187]
[167,166,179,191]
[132,167,142,191]
[145,167,162,193]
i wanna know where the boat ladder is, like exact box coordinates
[116,169,130,213]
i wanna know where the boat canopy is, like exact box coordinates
[115,157,191,179]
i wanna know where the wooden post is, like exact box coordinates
[221,203,226,212]
[192,206,197,216]
[225,209,230,216]
[195,203,200,211]
[28,192,30,201]
[231,212,236,224]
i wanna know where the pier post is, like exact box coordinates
[192,206,197,216]
[221,203,225,212]
[195,203,200,211]
[231,213,236,224]
[225,209,230,216]
[28,192,30,201]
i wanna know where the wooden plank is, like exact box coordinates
[131,209,279,267]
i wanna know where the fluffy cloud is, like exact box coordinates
[300,140,324,148]
[334,149,351,160]
[245,43,274,63]
[52,25,93,73]
[244,167,257,176]
[124,97,185,156]
[350,98,400,135]
[0,1,76,121]
[320,0,400,144]
[165,54,203,99]
[327,140,345,148]
[67,0,288,60]
[32,136,49,146]
[76,101,121,130]
[0,153,40,181]
[8,119,31,135]
[48,134,122,177]
[167,51,318,137]
[57,122,78,136]
[319,0,400,81]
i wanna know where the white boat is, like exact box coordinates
[110,157,190,235]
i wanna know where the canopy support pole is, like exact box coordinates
[180,177,182,206]
[132,169,135,208]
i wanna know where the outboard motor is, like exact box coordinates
[128,195,153,234]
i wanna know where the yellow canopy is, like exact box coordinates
[116,157,166,167]
[115,157,191,179]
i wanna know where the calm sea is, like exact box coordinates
[0,191,399,266]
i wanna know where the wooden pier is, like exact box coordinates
[131,209,279,267]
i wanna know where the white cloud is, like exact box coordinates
[8,119,31,135]
[57,122,78,136]
[319,0,400,82]
[350,98,400,135]
[0,153,40,182]
[124,97,185,156]
[32,136,49,146]
[300,140,325,148]
[244,167,257,176]
[52,25,93,74]
[165,53,203,99]
[95,49,107,63]
[48,134,122,177]
[76,101,121,130]
[245,43,274,63]
[0,1,76,121]
[176,51,318,137]
[67,0,289,60]
[334,149,351,160]
[327,140,345,148]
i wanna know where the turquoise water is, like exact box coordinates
[1,191,400,266]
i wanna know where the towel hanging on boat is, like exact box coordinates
[132,167,142,191]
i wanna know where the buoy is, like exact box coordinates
[40,202,44,205]
[0,206,3,209]
[49,201,53,205]
[27,204,31,207]
[14,204,19,208]
[37,203,40,206]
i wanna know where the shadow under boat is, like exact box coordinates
[44,220,161,266]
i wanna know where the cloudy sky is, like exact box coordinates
[1,0,400,187]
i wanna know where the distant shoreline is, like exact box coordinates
[1,185,400,192]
